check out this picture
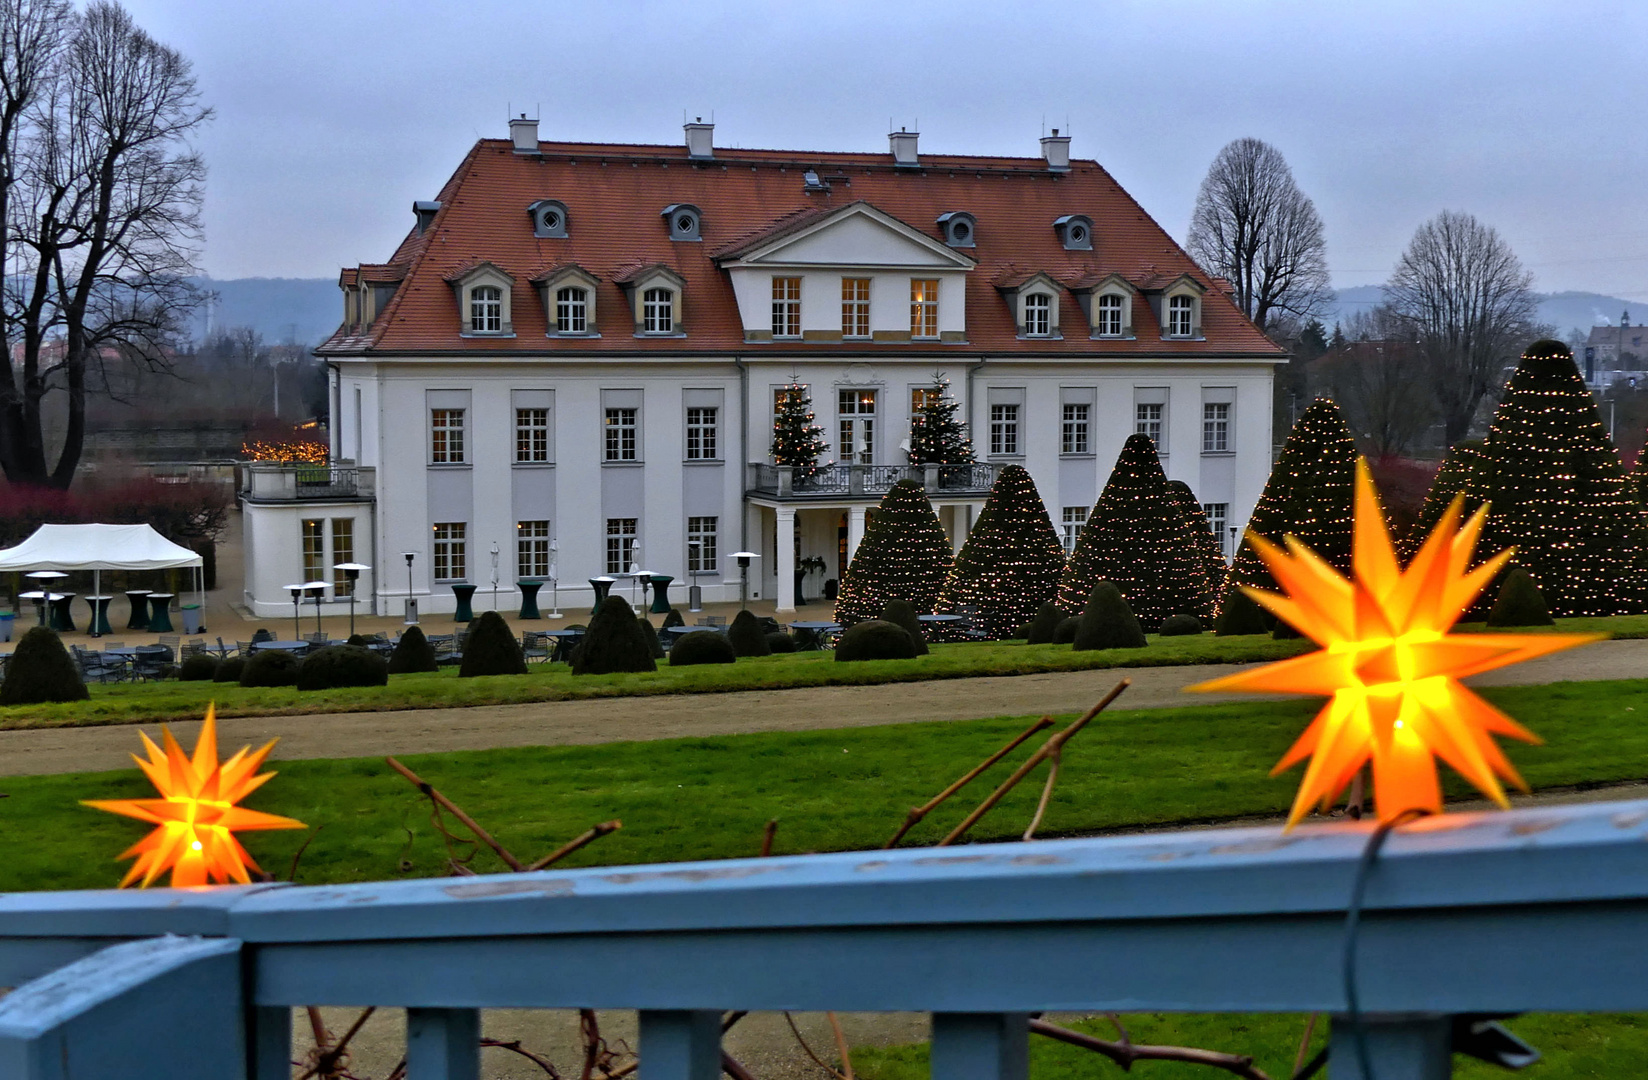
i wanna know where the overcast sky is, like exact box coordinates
[122,0,1648,305]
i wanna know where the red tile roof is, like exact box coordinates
[320,139,1282,358]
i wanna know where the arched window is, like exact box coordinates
[643,288,674,333]
[470,286,502,333]
[1024,293,1051,336]
[1096,293,1124,336]
[1168,295,1194,337]
[557,286,587,334]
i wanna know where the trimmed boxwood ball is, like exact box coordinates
[0,627,87,704]
[1010,624,1031,640]
[240,648,300,688]
[661,608,685,629]
[1025,602,1064,645]
[460,611,528,677]
[638,619,665,659]
[727,609,772,658]
[1159,613,1204,637]
[669,630,737,666]
[1073,580,1146,650]
[878,599,930,656]
[178,653,220,681]
[766,631,797,653]
[1487,566,1555,627]
[297,645,389,691]
[1214,588,1272,636]
[388,626,438,674]
[572,596,657,675]
[1053,616,1080,644]
[213,656,246,683]
[834,619,918,662]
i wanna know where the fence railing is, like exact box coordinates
[747,461,1000,499]
[240,463,375,502]
[2,798,1646,1078]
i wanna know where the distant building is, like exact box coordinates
[1583,312,1646,388]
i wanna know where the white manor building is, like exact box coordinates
[240,119,1282,619]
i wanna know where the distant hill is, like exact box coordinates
[1330,285,1645,338]
[194,277,338,348]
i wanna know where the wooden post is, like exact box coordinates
[931,1013,1028,1080]
[249,1005,292,1080]
[1328,1014,1452,1080]
[406,1007,480,1080]
[639,1010,721,1080]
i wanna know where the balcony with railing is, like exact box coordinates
[240,462,376,503]
[747,461,1000,500]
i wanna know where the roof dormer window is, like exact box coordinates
[1053,214,1093,251]
[643,288,674,333]
[533,265,601,338]
[662,203,702,241]
[471,286,502,333]
[936,211,976,248]
[1024,293,1051,337]
[529,199,569,239]
[1159,275,1205,340]
[447,262,516,336]
[1168,295,1194,337]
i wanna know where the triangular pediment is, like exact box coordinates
[726,203,976,270]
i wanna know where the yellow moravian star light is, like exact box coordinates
[1191,460,1600,828]
[83,705,306,887]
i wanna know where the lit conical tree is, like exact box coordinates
[835,480,954,624]
[1630,442,1648,510]
[1166,479,1227,603]
[1059,435,1216,631]
[936,464,1065,638]
[770,381,830,483]
[1401,439,1489,561]
[1466,340,1648,615]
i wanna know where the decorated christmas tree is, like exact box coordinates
[1059,435,1216,631]
[1166,479,1228,602]
[1400,439,1489,560]
[1467,340,1648,616]
[835,480,955,624]
[770,381,830,483]
[907,373,976,465]
[1226,397,1359,597]
[935,464,1066,638]
[1630,443,1648,510]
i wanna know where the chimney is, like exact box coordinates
[1040,128,1071,172]
[685,117,714,160]
[509,114,539,153]
[412,201,441,236]
[889,126,919,168]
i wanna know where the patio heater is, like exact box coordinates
[729,551,758,611]
[627,540,642,604]
[686,539,703,612]
[333,562,371,636]
[1228,526,1239,564]
[401,551,418,624]
[284,583,304,640]
[303,581,329,638]
[489,541,501,614]
[547,538,562,619]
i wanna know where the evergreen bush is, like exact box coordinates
[1486,566,1555,627]
[178,653,220,681]
[638,618,665,660]
[1072,580,1146,651]
[297,645,389,691]
[346,633,370,647]
[1159,614,1204,636]
[662,608,685,629]
[727,609,772,657]
[1214,588,1272,636]
[1009,624,1031,640]
[766,631,797,653]
[572,597,657,675]
[388,626,438,674]
[459,611,528,677]
[0,627,87,704]
[935,465,1066,639]
[213,656,245,683]
[1025,602,1064,645]
[668,630,736,666]
[906,373,976,465]
[1166,480,1228,601]
[239,649,300,688]
[879,599,929,656]
[834,619,919,662]
[835,480,953,624]
[1053,616,1080,645]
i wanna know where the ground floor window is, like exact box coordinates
[606,518,637,575]
[518,519,551,579]
[301,519,325,584]
[1202,503,1229,556]
[687,516,718,574]
[1061,506,1088,554]
[331,519,355,594]
[433,522,467,582]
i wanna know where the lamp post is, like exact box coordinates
[627,540,642,604]
[729,551,758,611]
[401,551,418,624]
[490,541,501,614]
[547,538,561,618]
[333,562,371,636]
[303,581,328,638]
[284,583,304,640]
[1228,526,1239,564]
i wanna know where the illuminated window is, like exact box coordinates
[515,408,549,462]
[841,277,870,337]
[1202,503,1229,556]
[1061,506,1088,554]
[1096,293,1124,336]
[604,407,638,461]
[517,519,550,579]
[470,286,502,333]
[838,389,876,464]
[1202,403,1230,453]
[686,406,718,460]
[989,404,1019,456]
[688,516,718,573]
[910,279,939,338]
[301,519,324,584]
[771,277,801,338]
[1061,403,1089,455]
[1168,294,1195,337]
[430,408,465,464]
[1024,294,1051,336]
[432,522,467,582]
[643,288,673,333]
[331,520,354,594]
[555,287,587,333]
[606,518,637,575]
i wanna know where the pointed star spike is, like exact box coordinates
[1284,695,1370,827]
[217,806,308,832]
[1441,548,1515,625]
[1190,648,1354,697]
[81,799,169,825]
[1390,498,1465,628]
[1404,691,1507,805]
[1272,539,1357,639]
[1441,632,1604,680]
[160,726,199,795]
[190,705,219,777]
[1352,459,1402,593]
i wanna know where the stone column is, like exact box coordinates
[847,505,867,562]
[776,506,796,613]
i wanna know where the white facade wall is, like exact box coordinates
[241,501,375,620]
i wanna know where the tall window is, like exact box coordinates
[643,288,673,333]
[1061,506,1088,554]
[989,403,1019,456]
[1024,293,1051,336]
[515,408,549,463]
[470,286,502,333]
[1168,295,1194,337]
[1096,293,1124,336]
[686,406,718,460]
[331,519,354,594]
[911,387,941,414]
[1202,503,1229,556]
[430,408,465,464]
[1136,402,1163,447]
[841,277,870,337]
[771,276,801,338]
[687,516,718,573]
[1202,402,1230,453]
[432,522,467,582]
[606,518,637,575]
[301,519,324,585]
[605,407,638,461]
[910,279,939,338]
[1061,403,1090,455]
[556,286,587,333]
[838,389,876,464]
[517,520,551,579]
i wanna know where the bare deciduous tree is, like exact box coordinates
[1187,138,1332,335]
[0,0,207,488]
[1312,305,1436,458]
[1385,210,1538,444]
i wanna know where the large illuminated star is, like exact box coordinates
[84,706,306,887]
[1191,461,1600,827]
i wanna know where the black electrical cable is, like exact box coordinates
[1342,808,1430,1080]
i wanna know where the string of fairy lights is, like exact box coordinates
[835,480,954,624]
[907,373,976,466]
[770,380,830,481]
[934,464,1065,638]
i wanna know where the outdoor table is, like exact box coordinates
[917,612,963,641]
[451,583,477,622]
[17,590,54,626]
[648,574,674,614]
[787,620,841,650]
[588,576,615,614]
[145,593,175,633]
[251,640,308,653]
[124,590,152,630]
[84,595,113,637]
[517,579,543,620]
[542,628,584,663]
[47,592,76,632]
[104,645,172,661]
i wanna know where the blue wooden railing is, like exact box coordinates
[3,798,1648,1079]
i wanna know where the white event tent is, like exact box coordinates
[0,523,205,624]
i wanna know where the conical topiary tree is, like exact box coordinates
[727,609,771,658]
[1631,444,1648,510]
[572,596,657,675]
[880,599,929,656]
[1401,440,1489,561]
[935,464,1066,639]
[0,626,87,704]
[459,611,528,677]
[1466,340,1648,615]
[1072,580,1146,651]
[1486,566,1554,627]
[388,625,439,674]
[1166,479,1227,603]
[770,381,830,483]
[907,372,976,465]
[1025,601,1064,645]
[1059,435,1215,631]
[835,480,953,624]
